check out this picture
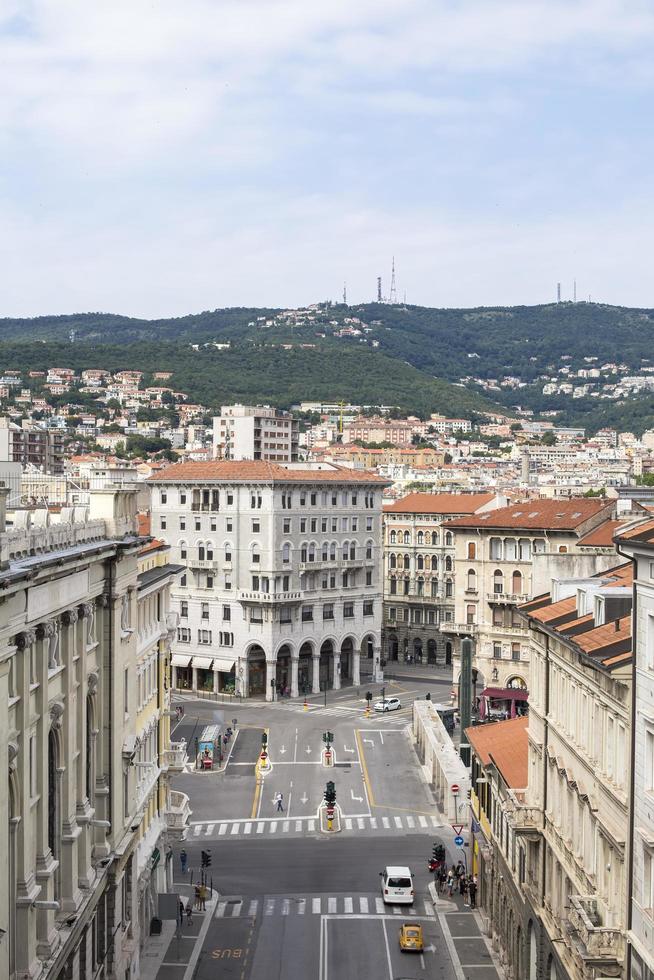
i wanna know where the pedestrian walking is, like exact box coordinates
[447,871,455,897]
[194,884,201,910]
[180,849,188,874]
[186,902,193,925]
[469,876,477,910]
[459,873,467,898]
[439,868,448,893]
[200,884,207,911]
[275,792,284,812]
[179,900,185,924]
[456,860,465,878]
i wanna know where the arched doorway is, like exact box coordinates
[387,634,399,661]
[276,644,292,696]
[413,638,423,664]
[427,639,437,665]
[445,641,452,666]
[247,644,266,696]
[320,640,334,690]
[298,641,313,695]
[528,921,537,980]
[340,637,354,684]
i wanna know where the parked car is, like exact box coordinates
[374,696,401,712]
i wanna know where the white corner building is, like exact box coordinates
[212,405,299,462]
[149,460,388,700]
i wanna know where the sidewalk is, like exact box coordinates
[140,881,217,980]
[429,879,505,979]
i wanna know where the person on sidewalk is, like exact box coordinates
[199,884,207,911]
[447,870,455,897]
[275,792,284,812]
[459,873,467,900]
[179,900,185,925]
[468,876,477,909]
[194,884,201,909]
[186,902,193,925]
[180,849,188,875]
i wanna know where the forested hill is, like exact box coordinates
[3,301,654,426]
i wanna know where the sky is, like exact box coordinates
[1,0,654,318]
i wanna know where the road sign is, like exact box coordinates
[451,824,464,835]
[451,784,460,795]
[454,835,465,847]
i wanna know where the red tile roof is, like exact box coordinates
[578,520,624,547]
[148,460,388,484]
[465,717,528,788]
[615,517,654,544]
[444,498,613,531]
[383,492,496,515]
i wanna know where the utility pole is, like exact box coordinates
[459,637,473,767]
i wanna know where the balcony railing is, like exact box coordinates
[165,790,192,839]
[439,622,479,635]
[188,558,219,570]
[161,741,188,773]
[568,896,625,963]
[238,590,302,603]
[487,592,530,604]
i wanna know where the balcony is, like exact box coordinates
[568,896,625,966]
[486,624,530,637]
[165,790,192,840]
[161,741,188,773]
[238,590,302,603]
[191,504,219,512]
[299,557,366,571]
[487,592,530,605]
[188,558,219,570]
[505,791,542,836]
[440,622,478,635]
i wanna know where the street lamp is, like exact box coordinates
[270,678,276,702]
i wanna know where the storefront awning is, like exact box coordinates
[171,654,192,668]
[212,658,236,674]
[480,686,529,701]
[192,656,214,671]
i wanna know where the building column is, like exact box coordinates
[290,657,299,699]
[332,652,341,690]
[311,654,321,694]
[265,660,276,702]
[192,667,198,694]
[237,658,248,698]
[352,650,361,687]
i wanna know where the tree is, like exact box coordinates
[541,430,557,446]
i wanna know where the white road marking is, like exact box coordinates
[297,898,306,915]
[357,817,365,830]
[231,901,242,917]
[300,792,309,804]
[370,817,377,829]
[419,816,428,828]
[392,905,401,914]
[431,815,439,827]
[375,897,385,914]
[256,822,265,834]
[264,899,275,916]
[308,819,316,832]
[205,824,214,835]
[328,897,337,913]
[248,900,258,917]
[295,820,302,832]
[281,899,290,916]
[363,738,375,747]
[423,900,435,917]
[283,820,290,833]
[406,815,415,828]
[382,817,390,829]
[312,897,321,914]
[345,818,353,830]
[244,822,252,835]
[218,824,227,836]
[394,816,403,829]
[359,897,369,913]
[270,821,278,833]
[380,917,394,979]
[193,825,201,837]
[350,789,364,803]
[215,901,227,918]
[230,823,239,835]
[344,897,353,913]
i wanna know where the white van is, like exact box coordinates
[380,865,414,905]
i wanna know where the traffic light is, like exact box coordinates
[324,781,336,807]
[322,731,334,745]
[432,843,446,863]
[201,850,212,868]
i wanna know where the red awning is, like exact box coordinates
[480,686,529,701]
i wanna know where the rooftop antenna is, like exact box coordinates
[377,276,382,303]
[343,282,347,306]
[389,257,397,305]
[557,282,561,303]
[573,279,577,303]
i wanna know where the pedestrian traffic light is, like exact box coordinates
[433,843,446,863]
[324,781,336,806]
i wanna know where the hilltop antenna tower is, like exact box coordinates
[343,282,347,306]
[557,282,561,303]
[377,277,382,303]
[573,279,577,303]
[389,257,397,305]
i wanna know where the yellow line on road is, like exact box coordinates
[251,774,263,819]
[355,728,376,807]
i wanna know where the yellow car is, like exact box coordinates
[399,923,424,952]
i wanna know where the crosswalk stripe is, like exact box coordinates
[244,822,252,835]
[308,819,315,832]
[345,818,353,830]
[312,898,321,914]
[219,823,227,836]
[295,820,302,832]
[382,817,390,829]
[231,901,242,917]
[375,897,385,914]
[406,815,415,828]
[205,824,214,835]
[370,817,377,829]
[193,825,201,837]
[419,816,428,828]
[297,898,306,915]
[359,897,369,913]
[281,899,290,916]
[344,897,353,913]
[216,901,227,917]
[264,899,275,916]
[283,820,290,833]
[248,900,258,917]
[392,906,401,915]
[328,897,337,913]
[423,900,435,917]
[430,815,439,827]
[270,821,278,833]
[357,817,365,830]
[230,823,239,835]
[394,816,403,829]
[256,822,265,834]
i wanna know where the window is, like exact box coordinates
[489,537,503,560]
[180,574,187,587]
[225,548,232,562]
[445,531,453,546]
[177,627,191,643]
[160,517,167,530]
[467,569,477,591]
[445,579,453,598]
[366,541,373,559]
[310,493,317,505]
[222,605,231,621]
[558,545,568,554]
[195,519,201,531]
[321,518,327,532]
[225,579,232,590]
[161,491,167,504]
[179,517,186,530]
[332,493,337,506]
[493,570,504,594]
[341,517,349,532]
[180,601,188,618]
[512,570,523,595]
[323,603,334,620]
[366,570,373,586]
[226,518,233,531]
[124,667,129,715]
[201,602,209,620]
[493,643,502,660]
[198,629,212,644]
[300,492,306,506]
[390,577,397,595]
[390,530,396,544]
[363,600,374,616]
[403,578,410,595]
[331,518,338,532]
[466,604,476,625]
[198,544,205,561]
[388,607,396,621]
[252,552,260,564]
[301,606,313,622]
[283,518,291,533]
[180,492,186,504]
[250,608,263,623]
[403,531,410,544]
[180,543,187,559]
[352,517,358,532]
[219,631,234,646]
[227,493,233,505]
[431,579,439,598]
[280,608,292,624]
[417,531,424,544]
[344,602,354,618]
[300,518,307,533]
[390,554,397,569]
[404,554,410,570]
[366,517,373,531]
[282,543,291,564]
[207,575,214,589]
[511,643,521,661]
[282,574,290,591]
[310,518,317,533]
[444,555,453,572]
[210,518,216,532]
[252,575,260,591]
[467,541,476,559]
[29,734,37,797]
[252,519,260,533]
[431,555,438,570]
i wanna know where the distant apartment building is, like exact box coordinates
[320,445,446,469]
[212,405,299,462]
[382,493,505,667]
[0,417,65,474]
[428,415,472,434]
[343,416,428,446]
[149,460,387,700]
[442,498,617,712]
